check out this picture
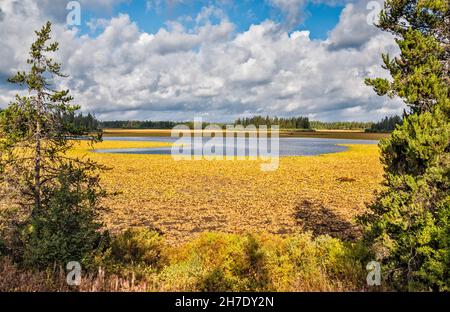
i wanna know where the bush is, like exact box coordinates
[159,232,367,291]
[110,227,165,268]
[159,233,269,291]
[260,233,369,291]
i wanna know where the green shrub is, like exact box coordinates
[159,233,270,291]
[159,232,366,291]
[110,227,165,268]
[261,233,368,291]
[200,267,235,292]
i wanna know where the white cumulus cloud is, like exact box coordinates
[0,0,403,122]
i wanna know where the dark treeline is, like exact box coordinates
[310,121,373,130]
[63,112,101,132]
[0,109,101,134]
[366,115,403,132]
[100,120,227,129]
[51,113,402,132]
[100,120,179,129]
[235,116,311,129]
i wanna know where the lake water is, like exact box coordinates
[95,137,379,157]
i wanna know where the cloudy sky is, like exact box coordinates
[0,0,403,122]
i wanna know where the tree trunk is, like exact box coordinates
[34,92,42,215]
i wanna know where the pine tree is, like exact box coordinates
[361,1,450,291]
[0,22,107,268]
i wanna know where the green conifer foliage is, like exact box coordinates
[361,0,450,291]
[0,22,107,269]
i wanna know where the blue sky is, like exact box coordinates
[80,1,344,40]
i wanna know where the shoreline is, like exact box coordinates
[102,129,389,140]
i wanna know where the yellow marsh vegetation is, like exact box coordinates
[69,140,383,245]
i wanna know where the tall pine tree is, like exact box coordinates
[361,1,450,291]
[0,22,107,268]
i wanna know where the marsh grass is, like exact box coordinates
[67,141,383,244]
[1,231,382,292]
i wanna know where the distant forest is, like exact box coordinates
[233,115,402,132]
[366,115,403,132]
[63,112,100,133]
[235,116,310,129]
[47,112,402,132]
[101,120,180,129]
[310,120,373,130]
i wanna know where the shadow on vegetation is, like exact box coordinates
[294,200,361,241]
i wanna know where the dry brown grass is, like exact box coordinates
[0,258,154,292]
